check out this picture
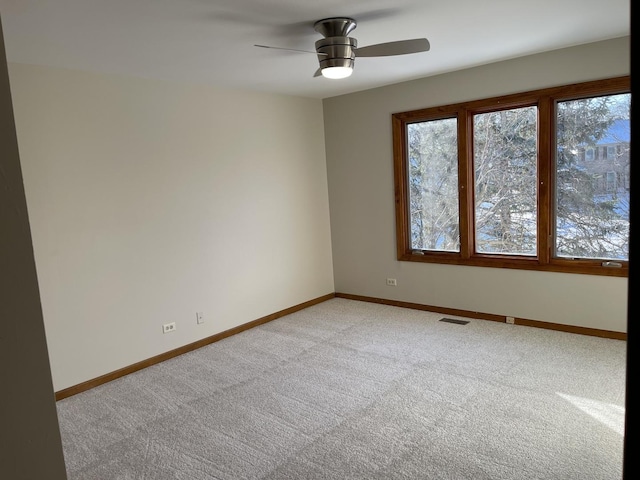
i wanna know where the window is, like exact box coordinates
[473,106,538,256]
[585,148,595,161]
[555,92,630,262]
[392,77,630,277]
[407,117,459,252]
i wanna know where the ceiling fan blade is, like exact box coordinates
[313,68,322,77]
[355,38,430,57]
[254,44,325,55]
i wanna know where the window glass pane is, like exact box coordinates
[473,107,538,255]
[555,94,630,260]
[407,118,459,251]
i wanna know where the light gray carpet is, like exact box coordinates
[56,298,626,479]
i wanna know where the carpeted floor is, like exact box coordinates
[56,298,626,479]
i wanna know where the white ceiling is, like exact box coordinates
[0,0,630,99]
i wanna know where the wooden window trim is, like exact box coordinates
[392,76,630,277]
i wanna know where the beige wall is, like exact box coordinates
[0,20,67,479]
[9,63,334,391]
[324,37,630,333]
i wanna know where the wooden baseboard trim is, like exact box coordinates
[335,292,627,341]
[56,290,624,400]
[55,293,336,401]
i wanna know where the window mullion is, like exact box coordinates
[458,109,473,259]
[538,97,552,265]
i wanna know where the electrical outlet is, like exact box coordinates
[162,322,176,333]
[506,316,515,324]
[386,278,397,286]
[196,312,204,324]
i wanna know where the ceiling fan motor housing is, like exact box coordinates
[315,36,357,70]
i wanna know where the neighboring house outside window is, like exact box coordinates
[577,119,630,195]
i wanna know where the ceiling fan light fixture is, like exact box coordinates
[317,53,355,80]
[321,66,353,79]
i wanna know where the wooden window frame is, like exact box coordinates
[392,76,630,277]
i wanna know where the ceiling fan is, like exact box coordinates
[255,17,430,79]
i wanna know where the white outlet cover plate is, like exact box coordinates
[163,322,176,333]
